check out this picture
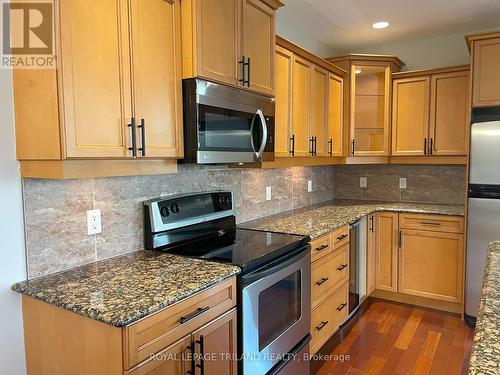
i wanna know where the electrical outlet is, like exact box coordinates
[87,209,102,235]
[307,180,313,192]
[360,177,368,188]
[266,186,272,201]
[399,178,407,189]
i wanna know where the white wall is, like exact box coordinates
[0,69,27,374]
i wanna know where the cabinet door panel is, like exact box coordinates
[366,214,376,295]
[328,73,344,157]
[196,0,239,86]
[392,77,430,156]
[274,45,293,157]
[399,230,463,303]
[242,0,274,95]
[429,71,469,156]
[472,38,500,107]
[375,212,399,292]
[311,66,328,157]
[130,0,183,158]
[291,56,312,156]
[193,309,237,375]
[60,0,132,158]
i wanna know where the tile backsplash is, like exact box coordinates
[23,165,335,278]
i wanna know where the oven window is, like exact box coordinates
[258,270,302,350]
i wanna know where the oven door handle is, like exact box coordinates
[254,109,268,159]
[242,245,309,286]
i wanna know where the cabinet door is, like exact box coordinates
[472,38,500,107]
[291,56,312,157]
[192,309,237,375]
[195,0,240,86]
[125,335,192,375]
[274,45,293,157]
[311,65,329,157]
[399,230,463,303]
[242,0,275,95]
[375,212,399,292]
[429,71,469,156]
[366,214,376,295]
[392,76,430,156]
[130,0,183,158]
[59,0,132,158]
[328,73,344,157]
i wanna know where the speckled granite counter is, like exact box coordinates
[12,251,240,327]
[468,241,500,375]
[240,199,464,239]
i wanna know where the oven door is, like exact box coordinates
[197,103,270,164]
[241,247,311,375]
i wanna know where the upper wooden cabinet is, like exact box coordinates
[392,66,470,157]
[274,36,347,160]
[181,0,282,96]
[466,31,500,107]
[327,54,404,157]
[13,0,183,177]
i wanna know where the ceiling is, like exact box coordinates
[278,0,500,54]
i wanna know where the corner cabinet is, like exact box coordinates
[181,0,282,96]
[392,66,470,157]
[13,0,183,178]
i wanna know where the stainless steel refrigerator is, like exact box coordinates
[466,106,500,324]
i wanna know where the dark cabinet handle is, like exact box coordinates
[290,135,295,156]
[337,303,347,311]
[369,216,374,232]
[247,57,251,87]
[239,56,246,85]
[195,335,205,375]
[328,138,333,156]
[315,244,328,252]
[180,306,210,324]
[309,137,314,156]
[351,139,355,155]
[424,138,427,155]
[313,136,317,156]
[128,117,137,157]
[138,118,146,157]
[336,234,348,241]
[315,277,329,286]
[419,221,441,226]
[315,320,329,331]
[429,138,433,155]
[186,341,195,375]
[337,264,348,271]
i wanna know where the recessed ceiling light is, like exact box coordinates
[355,68,362,74]
[372,21,390,29]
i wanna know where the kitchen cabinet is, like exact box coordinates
[291,55,313,157]
[466,31,500,107]
[392,66,469,157]
[327,54,404,157]
[274,45,293,157]
[311,65,329,157]
[181,0,282,96]
[328,73,345,157]
[13,0,182,178]
[374,212,399,292]
[366,214,376,295]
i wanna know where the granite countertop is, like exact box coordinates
[240,199,465,239]
[12,251,240,327]
[468,241,500,375]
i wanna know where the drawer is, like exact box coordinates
[399,214,464,234]
[123,277,236,369]
[310,234,332,263]
[311,244,349,306]
[332,225,349,249]
[310,282,349,354]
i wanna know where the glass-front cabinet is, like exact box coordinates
[327,54,404,157]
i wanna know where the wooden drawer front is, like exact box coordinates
[310,283,349,354]
[399,214,464,234]
[310,235,332,263]
[123,277,236,369]
[311,244,349,306]
[332,225,349,249]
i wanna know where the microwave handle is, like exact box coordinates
[255,109,268,158]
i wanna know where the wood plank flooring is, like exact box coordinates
[315,300,474,375]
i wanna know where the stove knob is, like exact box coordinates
[160,206,170,217]
[218,196,225,206]
[171,203,180,214]
[225,196,232,206]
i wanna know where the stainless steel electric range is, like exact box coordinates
[144,191,311,375]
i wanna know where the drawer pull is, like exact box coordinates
[336,234,348,241]
[315,320,329,331]
[315,277,329,286]
[336,303,347,312]
[337,264,348,271]
[315,244,329,252]
[180,306,210,324]
[419,221,441,226]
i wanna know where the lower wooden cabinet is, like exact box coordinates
[374,212,399,292]
[366,214,376,296]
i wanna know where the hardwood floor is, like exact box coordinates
[315,300,474,375]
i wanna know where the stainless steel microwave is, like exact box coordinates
[182,78,275,164]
